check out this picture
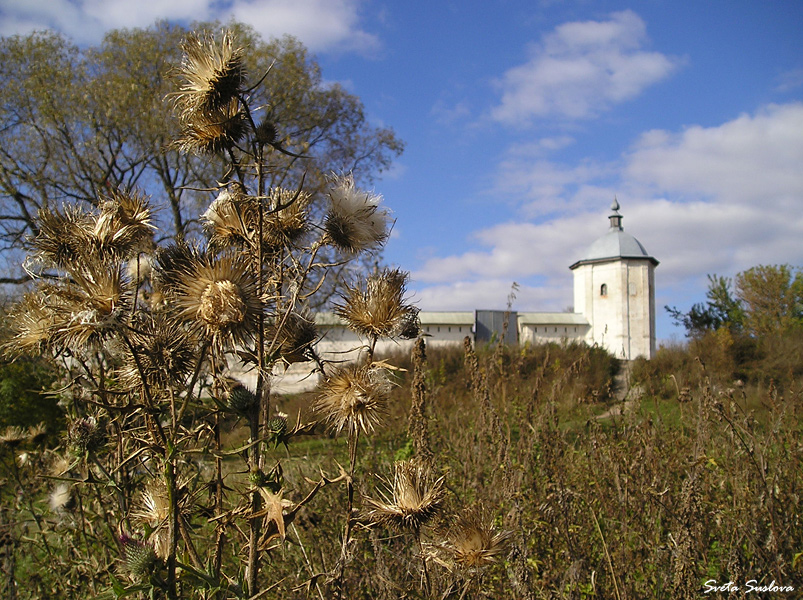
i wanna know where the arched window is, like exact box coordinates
[600,283,608,296]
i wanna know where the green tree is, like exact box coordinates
[0,22,402,286]
[668,265,802,338]
[736,264,803,337]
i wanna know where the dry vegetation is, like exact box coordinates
[3,333,803,598]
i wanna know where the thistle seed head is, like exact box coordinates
[174,99,248,155]
[3,293,54,355]
[364,460,446,533]
[31,205,93,270]
[173,30,246,119]
[202,182,252,251]
[0,426,27,449]
[27,423,48,446]
[264,187,311,251]
[274,310,317,364]
[335,268,419,339]
[171,253,261,344]
[314,364,391,436]
[324,173,390,253]
[118,317,198,392]
[92,189,155,260]
[439,505,512,570]
[255,120,278,145]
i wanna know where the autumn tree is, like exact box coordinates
[736,264,803,337]
[667,265,802,338]
[0,22,402,288]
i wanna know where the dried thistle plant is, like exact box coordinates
[118,316,198,392]
[364,460,446,533]
[272,310,318,365]
[172,30,246,119]
[314,364,391,437]
[324,173,390,253]
[334,267,419,341]
[435,504,512,571]
[1,25,415,600]
[168,253,261,346]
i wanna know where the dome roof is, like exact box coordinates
[569,199,658,269]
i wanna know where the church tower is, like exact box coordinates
[569,200,658,359]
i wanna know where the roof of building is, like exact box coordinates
[569,199,658,269]
[419,311,475,325]
[517,312,589,326]
[314,310,475,327]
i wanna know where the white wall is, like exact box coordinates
[573,259,655,359]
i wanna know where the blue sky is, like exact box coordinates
[2,0,802,343]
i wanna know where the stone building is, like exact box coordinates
[268,200,657,392]
[313,199,657,362]
[568,199,658,359]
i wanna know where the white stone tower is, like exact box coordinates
[569,200,658,359]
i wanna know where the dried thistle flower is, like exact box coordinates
[174,99,248,155]
[31,205,93,270]
[27,423,48,445]
[132,480,173,559]
[437,505,512,570]
[170,253,261,345]
[202,182,252,251]
[134,480,170,526]
[92,189,155,260]
[314,364,391,436]
[42,268,129,351]
[3,293,55,355]
[0,426,27,449]
[264,187,311,250]
[273,311,317,364]
[118,317,198,392]
[255,119,278,145]
[335,268,419,339]
[67,416,105,456]
[364,460,446,532]
[173,30,246,119]
[153,241,201,290]
[324,173,390,253]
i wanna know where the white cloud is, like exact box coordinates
[626,103,803,205]
[228,0,378,54]
[494,155,616,217]
[413,279,571,313]
[0,0,377,52]
[775,68,803,92]
[491,10,680,123]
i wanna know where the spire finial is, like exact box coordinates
[609,197,623,230]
